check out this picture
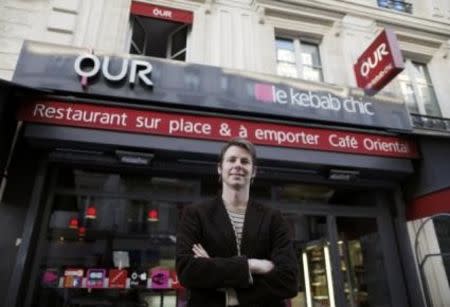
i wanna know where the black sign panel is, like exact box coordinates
[12,41,412,131]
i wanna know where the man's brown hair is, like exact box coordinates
[218,138,257,166]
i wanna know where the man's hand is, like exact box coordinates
[192,245,274,275]
[248,259,274,274]
[192,243,210,258]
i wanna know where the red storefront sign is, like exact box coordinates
[18,100,418,159]
[354,29,404,94]
[130,1,193,24]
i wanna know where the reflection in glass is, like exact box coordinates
[303,66,322,82]
[418,84,441,117]
[303,242,335,307]
[300,42,323,82]
[277,49,296,63]
[276,37,295,51]
[399,80,419,113]
[277,62,298,78]
[301,43,322,67]
[337,217,391,307]
[289,215,330,307]
[399,60,441,117]
[275,184,334,203]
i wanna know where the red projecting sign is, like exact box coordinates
[130,1,193,24]
[354,29,404,94]
[18,101,418,159]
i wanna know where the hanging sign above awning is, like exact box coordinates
[354,29,404,95]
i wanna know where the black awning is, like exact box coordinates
[0,77,51,94]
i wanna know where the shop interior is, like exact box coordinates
[28,161,395,307]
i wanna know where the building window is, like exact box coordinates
[275,37,323,82]
[167,25,188,61]
[128,1,192,61]
[130,16,146,55]
[377,0,413,14]
[398,60,441,117]
[130,15,189,61]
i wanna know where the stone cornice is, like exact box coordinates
[255,0,450,37]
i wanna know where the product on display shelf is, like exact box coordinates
[86,268,106,288]
[129,269,147,288]
[108,269,128,289]
[150,267,170,289]
[41,268,60,287]
[63,268,84,288]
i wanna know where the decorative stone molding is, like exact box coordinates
[431,0,444,18]
[256,0,450,35]
[205,0,214,14]
[394,30,444,59]
[257,6,265,24]
[264,4,338,39]
[51,0,80,14]
[442,40,450,59]
[47,0,80,35]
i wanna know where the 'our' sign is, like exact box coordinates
[74,54,153,88]
[354,29,404,95]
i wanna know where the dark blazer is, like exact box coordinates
[176,197,299,307]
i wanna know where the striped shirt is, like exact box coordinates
[225,208,247,306]
[226,210,246,255]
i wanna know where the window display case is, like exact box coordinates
[32,169,198,307]
[302,240,335,307]
[301,238,374,307]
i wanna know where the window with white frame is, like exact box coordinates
[167,24,188,61]
[129,16,189,61]
[275,37,323,82]
[397,60,441,117]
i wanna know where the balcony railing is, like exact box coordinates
[378,0,413,14]
[410,113,450,133]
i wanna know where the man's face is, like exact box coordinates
[218,145,255,190]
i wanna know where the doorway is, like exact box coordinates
[281,207,402,307]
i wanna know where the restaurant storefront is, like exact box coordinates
[1,41,424,307]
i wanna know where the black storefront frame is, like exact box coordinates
[5,156,50,307]
[274,199,410,307]
[13,157,413,307]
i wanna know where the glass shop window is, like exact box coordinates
[31,169,201,307]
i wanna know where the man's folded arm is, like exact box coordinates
[236,210,299,304]
[175,205,251,289]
